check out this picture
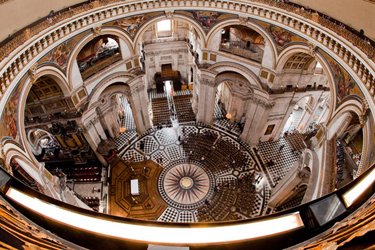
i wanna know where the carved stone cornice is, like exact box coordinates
[165,10,174,18]
[200,77,215,87]
[249,94,274,109]
[238,15,249,25]
[308,42,318,57]
[145,48,189,56]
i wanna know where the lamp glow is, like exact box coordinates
[6,188,304,245]
[342,167,375,207]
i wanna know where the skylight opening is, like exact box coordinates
[157,20,171,32]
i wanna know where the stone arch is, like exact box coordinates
[87,71,134,108]
[17,67,72,165]
[295,94,316,108]
[26,128,56,156]
[133,14,207,52]
[326,97,364,141]
[66,26,134,85]
[276,44,337,117]
[208,61,262,88]
[2,139,45,185]
[85,72,147,137]
[277,46,314,71]
[28,65,71,96]
[206,19,278,69]
[215,73,253,94]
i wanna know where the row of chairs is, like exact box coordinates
[151,97,172,125]
[173,95,196,123]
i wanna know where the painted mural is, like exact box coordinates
[252,19,306,51]
[105,12,163,38]
[319,49,364,104]
[38,32,87,72]
[0,76,25,141]
[176,11,237,33]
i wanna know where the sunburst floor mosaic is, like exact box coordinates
[115,123,287,223]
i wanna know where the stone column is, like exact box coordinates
[268,160,310,209]
[192,87,199,115]
[128,75,152,134]
[71,60,84,90]
[196,70,216,125]
[101,106,120,138]
[261,40,275,69]
[81,121,107,166]
[274,100,297,139]
[327,112,353,141]
[96,107,111,138]
[296,107,312,132]
[240,96,271,145]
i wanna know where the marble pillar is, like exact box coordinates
[128,76,152,134]
[196,71,216,125]
[240,97,271,145]
[268,160,310,209]
[274,100,297,139]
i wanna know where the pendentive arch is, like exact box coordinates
[66,26,134,85]
[2,139,45,186]
[27,65,71,96]
[326,97,364,141]
[26,128,56,156]
[206,19,278,69]
[133,14,207,52]
[208,61,262,88]
[87,71,135,108]
[16,66,71,169]
[276,44,337,119]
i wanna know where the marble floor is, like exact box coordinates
[109,91,306,222]
[114,123,304,223]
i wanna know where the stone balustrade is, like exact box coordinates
[0,0,374,106]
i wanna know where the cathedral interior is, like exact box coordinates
[0,0,374,249]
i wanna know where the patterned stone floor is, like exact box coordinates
[73,90,305,221]
[116,124,275,223]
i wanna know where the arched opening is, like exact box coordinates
[213,71,252,135]
[25,76,73,125]
[77,35,121,80]
[276,51,331,90]
[219,25,265,63]
[137,17,204,91]
[282,96,314,134]
[10,158,43,192]
[104,87,137,143]
[274,50,332,141]
[27,128,59,158]
[335,112,363,188]
[23,75,104,210]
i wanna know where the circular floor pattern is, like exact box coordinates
[117,124,297,221]
[158,162,215,210]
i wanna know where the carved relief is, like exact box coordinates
[165,10,174,19]
[92,26,102,36]
[28,64,38,84]
[360,98,369,125]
